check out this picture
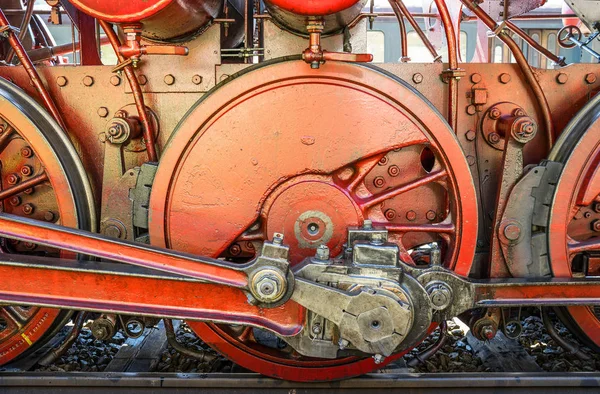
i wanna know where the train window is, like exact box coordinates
[367,30,385,63]
[407,31,468,62]
[528,32,541,67]
[493,44,503,63]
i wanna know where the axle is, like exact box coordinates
[0,213,599,360]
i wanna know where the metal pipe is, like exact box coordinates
[434,0,459,132]
[407,321,449,367]
[164,319,217,363]
[98,20,158,162]
[461,0,554,147]
[505,20,566,67]
[388,1,408,61]
[0,9,67,131]
[391,1,441,62]
[38,312,87,366]
[5,0,35,63]
[26,37,111,63]
[542,309,591,361]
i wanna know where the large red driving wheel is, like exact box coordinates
[548,94,600,350]
[0,79,95,364]
[149,59,477,381]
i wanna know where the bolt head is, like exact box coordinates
[110,75,122,86]
[164,74,175,85]
[427,283,453,310]
[83,75,94,87]
[384,209,397,221]
[192,75,203,85]
[406,210,417,221]
[388,165,400,177]
[489,108,501,120]
[503,223,522,241]
[97,107,109,118]
[312,324,322,335]
[426,210,437,221]
[44,211,56,222]
[471,73,482,84]
[20,165,32,177]
[412,73,424,84]
[465,130,476,141]
[466,105,477,116]
[373,176,385,188]
[56,76,68,87]
[592,220,600,232]
[499,73,511,84]
[586,73,597,84]
[557,73,568,84]
[489,132,501,144]
[363,220,373,229]
[22,204,34,215]
[7,173,19,185]
[594,203,600,214]
[315,245,330,260]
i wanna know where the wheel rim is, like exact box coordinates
[0,79,95,364]
[149,59,478,381]
[548,94,600,349]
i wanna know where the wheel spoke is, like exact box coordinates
[1,307,24,329]
[341,154,385,192]
[0,172,48,201]
[359,169,447,209]
[569,237,600,255]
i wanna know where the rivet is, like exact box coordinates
[406,210,417,221]
[164,74,175,85]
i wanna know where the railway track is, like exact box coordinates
[1,372,599,393]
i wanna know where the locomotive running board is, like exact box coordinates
[0,212,599,332]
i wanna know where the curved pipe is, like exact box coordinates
[505,21,566,67]
[407,321,449,367]
[98,20,158,162]
[461,0,554,147]
[392,0,441,62]
[164,319,217,363]
[38,312,87,366]
[434,0,459,132]
[5,0,35,64]
[542,309,591,360]
[389,1,408,61]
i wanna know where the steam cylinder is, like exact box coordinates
[263,0,369,35]
[69,0,223,42]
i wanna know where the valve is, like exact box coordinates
[112,24,189,72]
[302,19,373,69]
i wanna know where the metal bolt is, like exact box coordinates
[9,196,20,206]
[594,203,600,214]
[489,132,501,145]
[513,108,526,117]
[229,244,241,256]
[412,73,424,84]
[338,338,350,350]
[465,130,476,141]
[586,73,597,85]
[259,279,276,295]
[21,147,33,158]
[466,105,477,116]
[22,203,34,215]
[7,173,20,185]
[164,74,175,85]
[592,220,600,232]
[83,75,94,87]
[312,323,322,335]
[104,225,122,239]
[192,75,203,85]
[97,107,109,118]
[56,76,68,87]
[406,210,417,221]
[23,242,36,250]
[108,124,126,139]
[24,188,34,195]
[378,156,388,166]
[503,223,521,241]
[273,233,284,245]
[373,176,385,188]
[499,73,511,84]
[466,155,476,166]
[363,220,373,229]
[384,209,397,221]
[315,245,330,260]
[585,211,593,219]
[388,165,400,177]
[428,283,453,310]
[470,73,482,84]
[20,165,32,177]
[426,210,437,221]
[371,233,385,245]
[138,75,148,85]
[518,122,536,136]
[481,325,496,340]
[110,75,122,86]
[44,211,56,222]
[556,73,568,84]
[489,107,501,120]
[373,354,385,364]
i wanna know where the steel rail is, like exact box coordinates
[0,372,599,393]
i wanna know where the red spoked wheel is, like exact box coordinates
[548,94,600,350]
[149,59,478,381]
[0,79,95,364]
